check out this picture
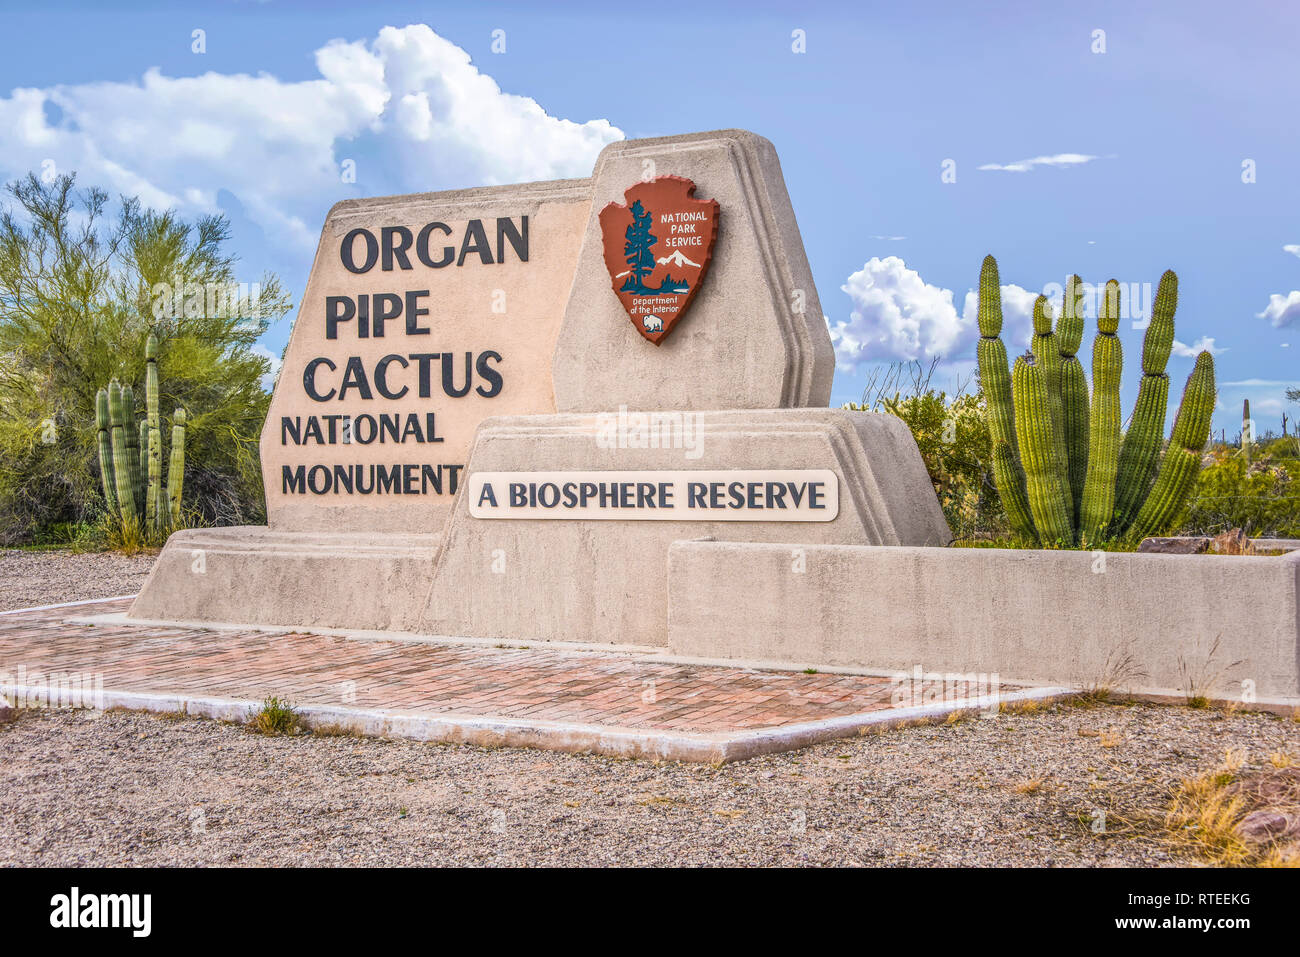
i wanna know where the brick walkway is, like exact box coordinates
[0,598,1058,762]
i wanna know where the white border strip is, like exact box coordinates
[0,594,138,617]
[0,682,1075,764]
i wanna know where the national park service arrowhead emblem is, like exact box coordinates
[599,176,719,345]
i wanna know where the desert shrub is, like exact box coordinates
[1180,440,1300,538]
[847,359,1008,541]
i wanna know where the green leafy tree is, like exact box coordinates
[0,172,291,543]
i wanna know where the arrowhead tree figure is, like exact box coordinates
[620,200,658,294]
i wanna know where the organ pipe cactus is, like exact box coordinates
[95,335,187,533]
[976,258,1216,546]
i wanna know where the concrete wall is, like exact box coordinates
[127,527,437,632]
[668,541,1300,705]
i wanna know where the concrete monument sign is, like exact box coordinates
[262,179,591,533]
[130,128,950,645]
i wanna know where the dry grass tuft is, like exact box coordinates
[246,696,301,736]
[1013,776,1047,795]
[311,722,363,738]
[1164,751,1300,867]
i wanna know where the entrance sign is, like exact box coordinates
[260,180,592,532]
[469,470,838,521]
[599,176,719,344]
[132,130,951,650]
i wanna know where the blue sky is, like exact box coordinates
[2,0,1297,436]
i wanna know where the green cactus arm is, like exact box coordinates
[1112,374,1170,533]
[1057,274,1086,357]
[1125,351,1215,542]
[121,384,141,512]
[1012,355,1072,544]
[978,336,1017,453]
[108,382,137,522]
[1141,271,1177,375]
[167,409,186,528]
[1079,325,1123,545]
[1029,295,1070,491]
[1056,274,1089,528]
[992,439,1037,542]
[977,255,1003,337]
[1113,273,1183,534]
[95,388,118,514]
[146,336,161,529]
[1059,357,1090,530]
[147,427,162,531]
[138,417,148,506]
[1126,446,1201,541]
[1170,352,1217,452]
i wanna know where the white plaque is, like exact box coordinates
[468,469,838,521]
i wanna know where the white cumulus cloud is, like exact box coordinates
[252,343,283,392]
[978,153,1101,173]
[1284,244,1300,258]
[1257,290,1300,327]
[827,256,1039,371]
[0,24,623,249]
[1172,336,1225,357]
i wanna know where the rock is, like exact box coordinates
[1210,528,1254,555]
[1137,537,1210,554]
[1235,810,1291,842]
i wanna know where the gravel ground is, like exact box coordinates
[0,549,156,611]
[1,703,1296,866]
[1,548,1296,866]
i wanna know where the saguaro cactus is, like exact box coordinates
[1078,280,1123,545]
[1112,270,1177,531]
[1242,398,1252,462]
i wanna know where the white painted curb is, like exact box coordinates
[0,682,1075,764]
